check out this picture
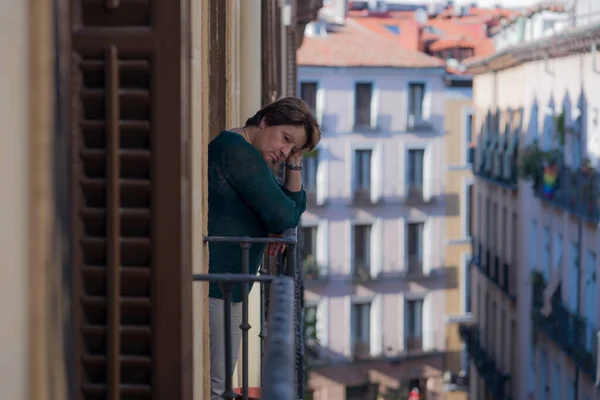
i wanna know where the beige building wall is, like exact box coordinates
[443,86,473,400]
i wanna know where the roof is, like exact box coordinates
[465,22,600,74]
[297,19,444,68]
[489,2,568,35]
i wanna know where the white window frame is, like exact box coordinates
[406,80,432,128]
[349,295,382,356]
[398,141,434,200]
[349,218,382,278]
[352,80,379,130]
[298,79,325,126]
[346,141,383,202]
[462,106,474,165]
[462,178,474,240]
[399,216,432,276]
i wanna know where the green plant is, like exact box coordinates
[303,255,320,279]
[531,270,546,285]
[519,141,562,183]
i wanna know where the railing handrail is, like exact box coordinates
[204,235,297,246]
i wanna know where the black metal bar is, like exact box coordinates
[192,273,275,283]
[240,243,251,400]
[262,277,296,400]
[221,283,236,400]
[204,235,297,245]
[259,255,268,390]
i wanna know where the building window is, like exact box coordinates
[466,111,474,164]
[301,226,318,276]
[354,82,372,128]
[353,225,371,279]
[464,255,471,313]
[408,83,425,126]
[351,302,371,357]
[540,350,548,400]
[407,149,425,195]
[553,362,561,400]
[302,154,318,195]
[464,182,473,238]
[354,149,372,196]
[584,250,596,351]
[406,222,424,274]
[404,298,423,351]
[300,81,318,112]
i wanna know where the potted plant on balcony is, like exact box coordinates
[303,255,320,280]
[554,110,567,145]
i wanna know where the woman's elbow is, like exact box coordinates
[267,211,301,233]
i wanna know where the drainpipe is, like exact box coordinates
[237,0,262,389]
[574,216,582,400]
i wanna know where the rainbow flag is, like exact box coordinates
[543,165,558,199]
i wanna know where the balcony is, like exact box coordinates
[531,272,598,380]
[473,133,518,190]
[194,235,304,400]
[302,255,328,283]
[352,260,372,282]
[403,181,439,205]
[471,240,516,301]
[528,158,600,225]
[352,187,379,206]
[404,255,436,281]
[460,324,512,400]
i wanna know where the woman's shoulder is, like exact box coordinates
[209,130,262,164]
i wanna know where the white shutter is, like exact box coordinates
[317,299,329,348]
[370,86,380,129]
[422,89,432,121]
[423,147,433,201]
[370,219,383,278]
[370,296,383,356]
[316,220,329,276]
[422,295,434,351]
[316,86,325,126]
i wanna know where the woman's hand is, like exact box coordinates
[286,148,304,166]
[267,233,286,257]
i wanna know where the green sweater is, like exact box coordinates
[208,131,307,302]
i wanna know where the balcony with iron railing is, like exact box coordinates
[471,239,517,301]
[530,161,600,225]
[531,272,598,380]
[473,134,518,190]
[194,235,304,400]
[460,324,512,400]
[302,255,328,283]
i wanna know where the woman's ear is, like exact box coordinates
[259,117,267,129]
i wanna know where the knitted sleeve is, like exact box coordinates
[220,139,306,234]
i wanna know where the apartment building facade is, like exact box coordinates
[467,17,600,400]
[297,18,452,400]
[442,73,475,400]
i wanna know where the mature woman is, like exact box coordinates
[207,97,321,399]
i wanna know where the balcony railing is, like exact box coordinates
[532,163,600,224]
[474,134,518,190]
[531,273,598,380]
[471,240,516,301]
[460,324,512,400]
[194,235,303,400]
[302,256,328,282]
[353,260,372,281]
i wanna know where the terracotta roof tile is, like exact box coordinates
[297,19,444,68]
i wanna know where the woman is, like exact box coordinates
[207,97,321,399]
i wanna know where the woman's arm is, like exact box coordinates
[220,140,306,234]
[283,152,303,193]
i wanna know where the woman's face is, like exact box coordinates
[255,119,307,165]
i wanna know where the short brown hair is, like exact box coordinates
[245,97,321,151]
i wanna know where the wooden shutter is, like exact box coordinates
[69,1,191,399]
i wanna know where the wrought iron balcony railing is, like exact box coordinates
[471,240,516,301]
[460,324,511,400]
[473,134,518,190]
[531,273,598,380]
[194,235,304,400]
[532,163,600,224]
